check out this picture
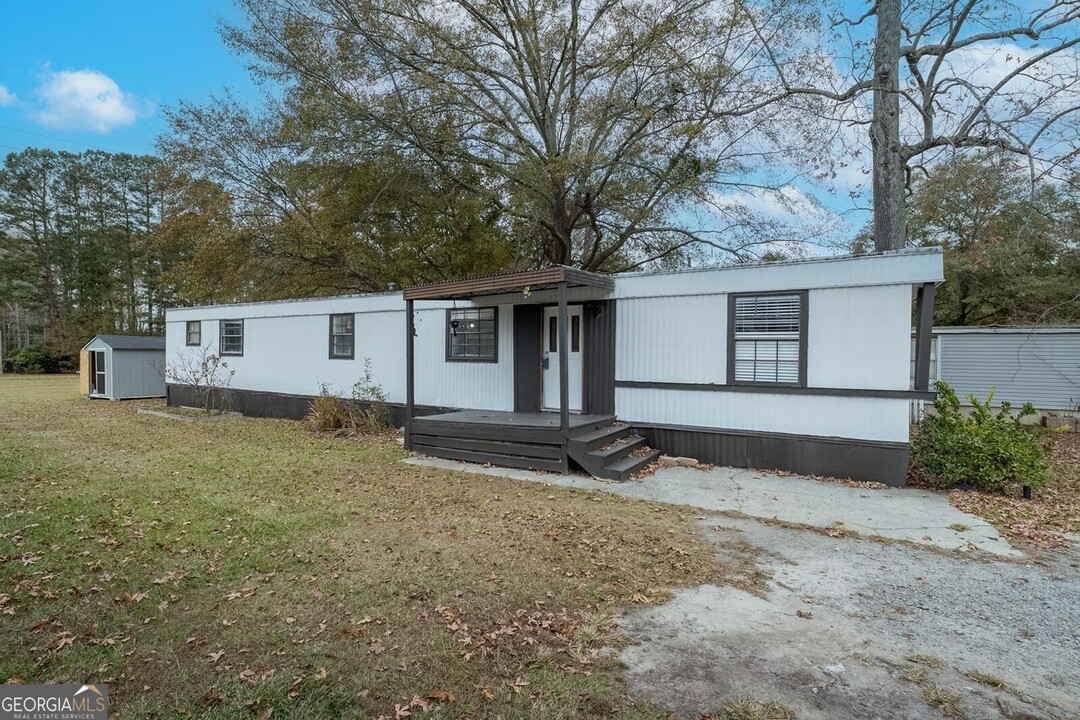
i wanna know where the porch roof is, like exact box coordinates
[402,265,614,301]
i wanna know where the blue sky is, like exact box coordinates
[0,1,257,156]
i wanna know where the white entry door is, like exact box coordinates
[542,305,584,412]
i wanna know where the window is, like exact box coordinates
[186,320,201,346]
[220,319,244,356]
[728,292,805,385]
[329,313,355,359]
[447,307,497,361]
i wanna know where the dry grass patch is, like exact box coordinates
[921,683,965,719]
[965,669,1014,694]
[0,375,736,719]
[706,698,797,720]
[946,433,1080,549]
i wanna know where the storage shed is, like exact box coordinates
[933,326,1080,413]
[80,335,166,400]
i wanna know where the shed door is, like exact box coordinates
[93,351,106,395]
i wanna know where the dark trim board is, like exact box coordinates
[166,384,452,425]
[513,305,543,412]
[582,300,616,415]
[633,422,910,486]
[615,380,935,401]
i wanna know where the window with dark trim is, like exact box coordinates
[185,320,201,346]
[220,319,244,356]
[728,292,806,386]
[447,307,497,362]
[329,313,355,359]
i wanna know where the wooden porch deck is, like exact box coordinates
[407,410,615,473]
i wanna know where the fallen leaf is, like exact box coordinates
[427,689,455,703]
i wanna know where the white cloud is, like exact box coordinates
[31,69,149,132]
[0,85,16,106]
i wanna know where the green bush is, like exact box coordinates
[7,345,60,374]
[912,381,1053,493]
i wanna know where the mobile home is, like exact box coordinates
[165,248,943,485]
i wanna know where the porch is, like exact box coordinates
[409,410,617,473]
[401,266,660,480]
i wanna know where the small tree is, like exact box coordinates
[164,346,236,413]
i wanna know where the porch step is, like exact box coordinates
[567,423,660,482]
[569,424,631,451]
[603,449,662,480]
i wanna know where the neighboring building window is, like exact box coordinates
[729,292,805,385]
[329,313,355,359]
[220,319,244,356]
[447,307,497,361]
[186,320,201,346]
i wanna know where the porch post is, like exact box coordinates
[557,281,569,436]
[405,298,415,448]
[913,282,935,392]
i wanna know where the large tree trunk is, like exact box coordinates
[871,0,906,252]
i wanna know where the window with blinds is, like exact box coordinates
[730,293,804,385]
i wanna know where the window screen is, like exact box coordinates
[220,319,244,356]
[731,294,803,384]
[447,308,497,361]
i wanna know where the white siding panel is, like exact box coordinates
[616,387,910,442]
[412,305,515,411]
[614,248,943,299]
[807,284,912,390]
[616,295,727,383]
[165,302,515,411]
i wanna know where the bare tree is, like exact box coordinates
[757,0,1080,251]
[164,346,236,413]
[219,0,827,270]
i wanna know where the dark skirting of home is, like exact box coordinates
[167,384,909,486]
[633,423,910,487]
[165,384,452,426]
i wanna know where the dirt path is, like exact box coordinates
[618,517,1080,719]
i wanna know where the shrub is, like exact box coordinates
[913,381,1052,493]
[7,345,62,374]
[306,360,391,434]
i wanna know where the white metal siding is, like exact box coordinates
[616,295,728,383]
[807,284,911,390]
[616,388,910,442]
[938,332,1080,411]
[165,300,515,411]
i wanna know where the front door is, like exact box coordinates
[542,305,583,412]
[93,351,106,395]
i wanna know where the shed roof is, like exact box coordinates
[403,265,614,300]
[84,335,166,351]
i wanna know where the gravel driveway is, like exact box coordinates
[618,516,1080,719]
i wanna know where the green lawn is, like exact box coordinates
[0,375,743,718]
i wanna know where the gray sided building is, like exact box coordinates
[80,335,166,400]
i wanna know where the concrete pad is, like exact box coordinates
[617,517,1079,719]
[402,456,1021,558]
